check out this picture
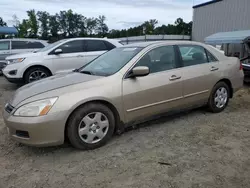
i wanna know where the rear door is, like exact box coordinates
[178,45,220,106]
[0,40,10,62]
[83,40,109,64]
[48,40,85,73]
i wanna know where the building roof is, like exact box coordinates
[205,30,250,44]
[0,27,18,34]
[193,0,223,9]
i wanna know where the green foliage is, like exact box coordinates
[0,17,7,27]
[0,17,7,39]
[3,10,192,42]
[37,11,50,40]
[27,9,39,38]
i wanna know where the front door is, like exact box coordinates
[122,45,183,122]
[49,40,85,74]
[178,45,220,106]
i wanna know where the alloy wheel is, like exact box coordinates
[29,70,48,82]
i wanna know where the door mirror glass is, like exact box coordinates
[130,66,149,77]
[54,49,62,55]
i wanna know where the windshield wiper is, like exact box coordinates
[80,70,94,75]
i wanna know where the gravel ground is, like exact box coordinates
[0,77,250,188]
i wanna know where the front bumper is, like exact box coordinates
[3,74,23,83]
[3,109,67,147]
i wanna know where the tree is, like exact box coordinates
[86,18,97,36]
[48,14,60,42]
[37,11,50,40]
[96,15,108,37]
[27,9,39,38]
[18,19,30,38]
[0,17,7,27]
[0,17,7,39]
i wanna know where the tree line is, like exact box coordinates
[0,9,192,42]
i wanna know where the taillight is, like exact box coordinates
[240,61,243,70]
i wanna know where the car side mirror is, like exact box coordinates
[130,66,149,78]
[54,49,63,55]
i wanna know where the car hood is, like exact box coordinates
[10,72,102,107]
[5,51,44,60]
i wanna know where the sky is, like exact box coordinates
[1,0,208,30]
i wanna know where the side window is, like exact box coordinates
[12,41,29,49]
[27,42,45,49]
[206,50,218,62]
[135,46,177,74]
[179,45,208,67]
[104,41,116,51]
[86,40,108,52]
[0,41,10,51]
[58,40,84,54]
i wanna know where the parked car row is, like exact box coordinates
[0,38,48,74]
[2,40,244,150]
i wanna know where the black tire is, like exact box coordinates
[24,67,51,84]
[208,82,230,113]
[67,103,115,150]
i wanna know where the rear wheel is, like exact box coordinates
[24,67,51,84]
[67,103,115,150]
[208,82,230,113]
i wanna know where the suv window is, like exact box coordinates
[104,41,116,51]
[12,41,45,50]
[135,45,178,74]
[179,45,208,67]
[58,40,84,54]
[85,40,108,52]
[27,42,45,48]
[0,41,10,51]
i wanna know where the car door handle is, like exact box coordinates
[169,75,181,81]
[210,66,219,71]
[77,55,84,57]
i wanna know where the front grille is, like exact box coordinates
[5,103,14,113]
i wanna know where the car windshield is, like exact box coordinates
[78,47,143,76]
[37,39,67,52]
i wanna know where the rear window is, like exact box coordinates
[85,40,108,52]
[0,41,10,50]
[12,41,45,50]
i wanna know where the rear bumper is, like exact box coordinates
[242,63,250,76]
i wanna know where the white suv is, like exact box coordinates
[3,38,122,84]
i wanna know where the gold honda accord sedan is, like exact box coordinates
[3,41,244,150]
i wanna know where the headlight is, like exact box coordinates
[8,58,25,64]
[14,97,58,117]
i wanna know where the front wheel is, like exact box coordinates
[208,82,230,113]
[67,103,116,150]
[24,67,51,84]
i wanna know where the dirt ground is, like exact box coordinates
[0,77,250,188]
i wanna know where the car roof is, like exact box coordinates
[65,37,119,41]
[0,38,46,42]
[0,38,48,44]
[123,40,207,48]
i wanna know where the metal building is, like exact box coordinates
[192,0,250,42]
